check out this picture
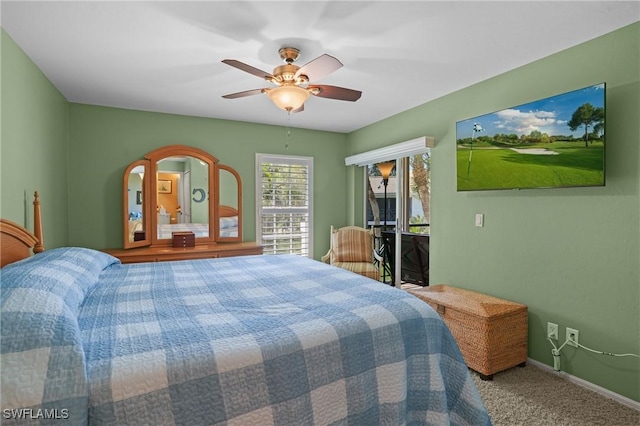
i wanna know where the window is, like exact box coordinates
[346,136,433,235]
[256,154,313,257]
[406,153,431,234]
[365,154,430,235]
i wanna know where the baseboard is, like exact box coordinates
[527,358,640,412]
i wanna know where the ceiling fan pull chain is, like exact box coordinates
[286,111,292,139]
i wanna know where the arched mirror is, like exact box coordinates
[122,160,150,248]
[122,145,243,249]
[148,146,216,246]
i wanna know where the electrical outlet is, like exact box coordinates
[566,327,579,347]
[547,322,558,340]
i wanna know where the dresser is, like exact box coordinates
[104,242,263,264]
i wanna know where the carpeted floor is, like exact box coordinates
[471,364,639,426]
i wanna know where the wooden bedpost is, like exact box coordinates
[33,191,45,253]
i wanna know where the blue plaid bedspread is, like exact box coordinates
[157,223,210,239]
[1,248,491,425]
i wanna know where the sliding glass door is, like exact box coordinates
[345,136,433,286]
[365,153,431,286]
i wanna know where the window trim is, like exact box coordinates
[345,136,434,166]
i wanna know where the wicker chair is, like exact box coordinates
[321,225,382,280]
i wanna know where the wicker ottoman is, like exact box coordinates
[408,284,528,380]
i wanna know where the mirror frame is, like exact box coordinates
[122,145,243,249]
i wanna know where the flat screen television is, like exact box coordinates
[456,83,605,191]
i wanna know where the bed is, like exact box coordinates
[157,222,210,239]
[1,194,491,425]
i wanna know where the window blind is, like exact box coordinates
[256,154,313,257]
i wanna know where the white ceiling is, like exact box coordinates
[2,1,638,133]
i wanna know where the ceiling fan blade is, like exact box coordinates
[309,85,362,102]
[222,88,266,99]
[291,104,304,114]
[294,54,343,82]
[222,59,273,80]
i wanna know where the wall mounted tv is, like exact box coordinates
[456,83,605,191]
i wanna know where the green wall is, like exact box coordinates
[347,23,640,401]
[1,29,69,248]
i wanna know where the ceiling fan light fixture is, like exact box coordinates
[222,48,360,109]
[267,85,310,111]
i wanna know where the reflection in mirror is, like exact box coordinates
[217,164,242,241]
[219,168,239,238]
[127,166,145,243]
[123,160,150,249]
[128,166,145,242]
[156,156,210,239]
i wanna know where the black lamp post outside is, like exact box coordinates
[377,161,395,283]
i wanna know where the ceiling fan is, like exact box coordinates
[221,47,362,113]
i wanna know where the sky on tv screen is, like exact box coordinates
[456,83,605,139]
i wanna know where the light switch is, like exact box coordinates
[475,213,484,227]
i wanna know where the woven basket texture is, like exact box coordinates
[409,284,528,377]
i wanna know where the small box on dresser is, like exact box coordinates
[408,284,528,380]
[172,231,195,248]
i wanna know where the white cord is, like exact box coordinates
[548,337,640,372]
[548,337,572,353]
[575,341,640,358]
[548,338,562,371]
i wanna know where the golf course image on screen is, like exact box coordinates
[456,83,605,191]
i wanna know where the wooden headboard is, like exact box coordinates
[219,205,238,218]
[0,191,45,267]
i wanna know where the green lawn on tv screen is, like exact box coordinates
[456,142,604,191]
